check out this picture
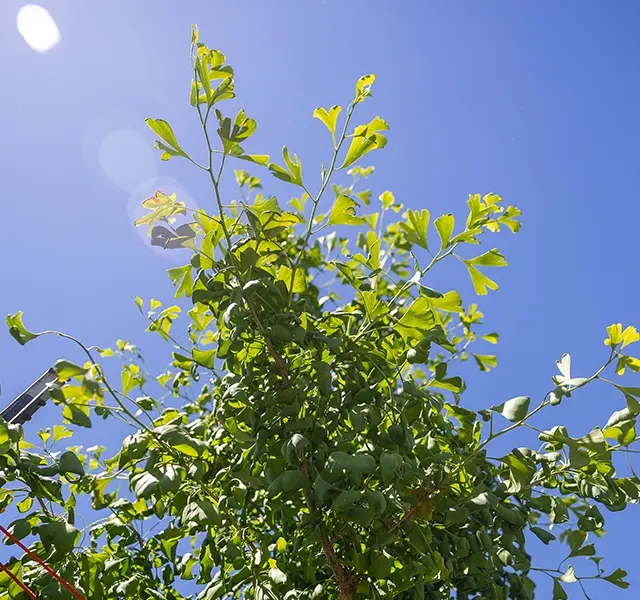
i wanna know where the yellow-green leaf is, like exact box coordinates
[146,118,190,161]
[328,195,365,226]
[277,265,306,293]
[340,117,388,169]
[355,74,376,102]
[434,214,455,251]
[605,324,640,349]
[399,209,430,250]
[313,105,342,137]
[6,312,39,345]
[276,537,287,552]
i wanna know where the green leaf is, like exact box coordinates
[327,195,365,226]
[368,490,387,515]
[434,214,455,251]
[473,353,497,372]
[369,554,393,579]
[361,291,386,320]
[167,265,193,298]
[340,117,389,169]
[568,543,595,558]
[333,490,363,512]
[181,499,221,529]
[53,359,87,380]
[327,452,376,475]
[119,432,151,469]
[313,105,342,136]
[530,526,556,545]
[467,248,508,267]
[380,452,403,484]
[58,451,85,476]
[314,361,332,397]
[355,74,376,102]
[501,450,534,493]
[603,568,629,589]
[399,209,430,250]
[553,580,568,600]
[268,146,303,186]
[425,290,463,313]
[146,118,190,161]
[16,497,32,514]
[277,265,306,293]
[193,348,216,369]
[36,521,79,556]
[394,297,437,342]
[0,419,12,455]
[379,190,395,210]
[492,396,530,422]
[268,470,306,496]
[155,425,205,457]
[237,153,270,166]
[6,312,39,345]
[62,404,92,428]
[131,471,160,499]
[314,475,337,505]
[482,332,499,344]
[578,505,604,532]
[464,262,499,295]
[605,407,636,429]
[419,285,443,299]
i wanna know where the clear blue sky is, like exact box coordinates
[2,1,640,597]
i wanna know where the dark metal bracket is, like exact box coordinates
[0,368,62,426]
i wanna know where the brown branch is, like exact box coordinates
[246,299,290,385]
[300,463,356,600]
[322,536,357,600]
[386,487,437,534]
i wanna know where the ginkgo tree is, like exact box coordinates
[3,26,640,600]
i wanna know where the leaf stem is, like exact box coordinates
[287,102,357,303]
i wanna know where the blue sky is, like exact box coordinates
[2,1,640,597]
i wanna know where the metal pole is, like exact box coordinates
[1,368,61,425]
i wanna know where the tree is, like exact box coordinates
[2,26,639,600]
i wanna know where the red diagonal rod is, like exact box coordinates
[0,560,38,600]
[0,525,85,600]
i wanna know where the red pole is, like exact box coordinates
[0,525,85,600]
[0,560,38,600]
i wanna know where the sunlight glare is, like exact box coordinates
[17,5,61,53]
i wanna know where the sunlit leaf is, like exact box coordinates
[146,118,190,161]
[313,105,342,137]
[327,195,365,226]
[6,312,39,345]
[434,214,455,251]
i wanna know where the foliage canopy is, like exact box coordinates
[3,26,640,600]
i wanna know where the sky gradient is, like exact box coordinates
[2,2,640,597]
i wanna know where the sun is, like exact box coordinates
[16,4,61,53]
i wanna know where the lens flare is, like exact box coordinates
[16,5,61,53]
[98,129,157,193]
